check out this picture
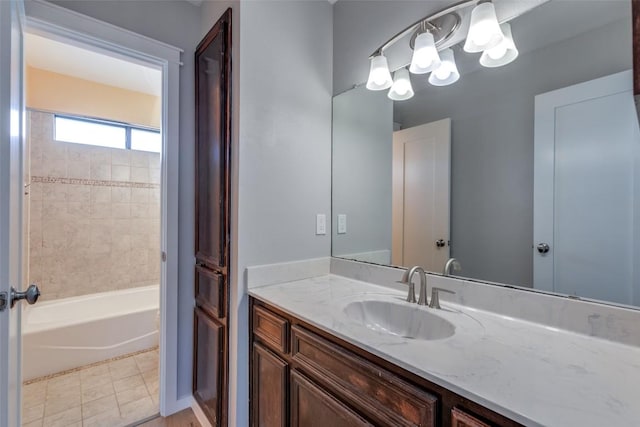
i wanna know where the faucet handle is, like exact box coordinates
[429,287,455,309]
[397,280,417,303]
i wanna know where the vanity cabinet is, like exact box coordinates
[250,298,522,427]
[193,8,232,427]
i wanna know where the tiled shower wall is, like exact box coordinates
[27,110,161,301]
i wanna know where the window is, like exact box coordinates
[54,115,161,153]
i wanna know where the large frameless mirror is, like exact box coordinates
[332,0,640,307]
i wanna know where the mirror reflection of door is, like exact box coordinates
[534,70,640,305]
[392,119,451,272]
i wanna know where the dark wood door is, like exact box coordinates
[193,307,225,426]
[252,343,288,427]
[194,8,232,427]
[290,370,372,427]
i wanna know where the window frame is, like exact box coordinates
[53,113,161,152]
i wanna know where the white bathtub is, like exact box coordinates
[22,285,159,381]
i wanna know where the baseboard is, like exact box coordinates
[191,398,213,427]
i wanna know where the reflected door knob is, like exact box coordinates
[10,284,40,308]
[536,243,550,254]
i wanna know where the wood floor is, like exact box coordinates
[135,408,201,427]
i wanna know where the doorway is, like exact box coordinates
[20,30,163,427]
[0,1,183,425]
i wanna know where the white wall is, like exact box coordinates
[48,0,203,401]
[200,1,333,426]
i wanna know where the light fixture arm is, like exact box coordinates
[368,0,479,59]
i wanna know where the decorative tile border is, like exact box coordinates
[23,346,159,385]
[32,176,159,189]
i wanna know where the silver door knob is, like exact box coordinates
[10,284,40,308]
[536,243,550,254]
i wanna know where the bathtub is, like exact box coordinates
[22,285,159,381]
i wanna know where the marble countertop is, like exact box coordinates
[249,275,640,427]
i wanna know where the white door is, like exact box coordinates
[0,0,25,426]
[534,70,639,305]
[392,118,451,272]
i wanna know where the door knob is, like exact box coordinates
[10,284,40,308]
[536,243,550,254]
[435,239,446,248]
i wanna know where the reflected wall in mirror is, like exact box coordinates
[332,0,640,307]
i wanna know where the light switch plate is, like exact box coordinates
[337,214,347,234]
[316,214,326,235]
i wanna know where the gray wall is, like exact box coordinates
[201,1,333,425]
[48,0,203,400]
[394,19,631,287]
[332,86,393,259]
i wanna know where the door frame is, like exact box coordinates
[22,0,184,416]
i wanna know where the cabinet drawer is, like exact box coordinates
[291,326,437,427]
[451,408,492,427]
[253,305,289,354]
[195,265,226,318]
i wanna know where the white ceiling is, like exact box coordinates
[25,33,162,97]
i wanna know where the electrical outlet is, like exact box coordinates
[338,214,347,234]
[316,214,326,235]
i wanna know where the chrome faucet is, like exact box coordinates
[443,258,461,276]
[399,266,428,305]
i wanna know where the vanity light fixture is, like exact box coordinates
[388,68,415,101]
[479,23,519,68]
[366,52,393,91]
[409,28,441,74]
[428,48,460,86]
[364,0,524,100]
[463,1,504,53]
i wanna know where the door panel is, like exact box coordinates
[194,307,224,427]
[0,1,24,425]
[534,70,639,304]
[392,118,451,271]
[194,12,231,270]
[252,343,287,427]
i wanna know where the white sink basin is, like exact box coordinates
[343,300,455,341]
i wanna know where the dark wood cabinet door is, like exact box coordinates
[194,307,225,427]
[451,408,492,427]
[195,8,231,270]
[252,343,288,427]
[290,370,372,427]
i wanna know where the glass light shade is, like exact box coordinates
[428,48,460,86]
[366,54,393,90]
[479,23,519,67]
[463,2,504,53]
[388,68,415,101]
[409,31,441,74]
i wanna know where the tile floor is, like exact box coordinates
[22,349,159,427]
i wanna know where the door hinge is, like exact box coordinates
[162,251,167,262]
[0,292,7,312]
